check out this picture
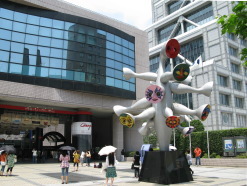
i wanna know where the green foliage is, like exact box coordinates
[174,128,247,157]
[202,153,208,158]
[180,120,205,132]
[216,155,221,158]
[126,151,136,157]
[217,1,247,66]
[236,153,247,158]
[143,129,158,148]
[210,152,217,158]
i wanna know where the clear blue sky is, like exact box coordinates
[62,0,152,30]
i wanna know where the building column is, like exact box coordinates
[112,114,124,161]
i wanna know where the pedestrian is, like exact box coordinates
[32,149,37,163]
[80,150,85,167]
[6,153,16,176]
[186,150,194,175]
[133,151,140,178]
[194,147,202,166]
[59,150,70,184]
[73,150,80,171]
[105,152,117,186]
[121,149,125,162]
[85,150,91,167]
[0,151,7,176]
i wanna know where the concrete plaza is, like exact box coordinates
[0,161,246,186]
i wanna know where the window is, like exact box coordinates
[168,0,190,14]
[231,62,240,73]
[229,46,238,57]
[245,68,247,77]
[185,3,214,31]
[217,75,228,87]
[236,114,246,127]
[227,33,235,41]
[240,39,247,47]
[219,93,230,106]
[235,97,244,108]
[221,112,232,126]
[158,22,176,44]
[232,79,241,91]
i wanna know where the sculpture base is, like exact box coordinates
[139,151,193,185]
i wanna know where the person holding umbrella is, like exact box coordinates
[59,150,70,184]
[105,152,118,186]
[0,151,7,176]
[6,153,16,176]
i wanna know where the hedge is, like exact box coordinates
[171,128,247,156]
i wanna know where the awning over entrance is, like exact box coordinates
[42,131,66,143]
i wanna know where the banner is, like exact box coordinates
[71,122,92,135]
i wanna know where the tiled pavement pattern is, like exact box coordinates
[0,162,246,185]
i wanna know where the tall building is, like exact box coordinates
[146,0,247,130]
[0,0,149,158]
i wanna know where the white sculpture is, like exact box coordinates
[114,39,213,151]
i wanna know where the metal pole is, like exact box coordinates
[189,120,192,156]
[173,129,176,147]
[207,130,210,158]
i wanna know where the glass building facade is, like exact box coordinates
[0,1,136,99]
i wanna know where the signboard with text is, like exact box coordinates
[71,122,92,135]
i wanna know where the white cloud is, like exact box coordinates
[61,0,152,30]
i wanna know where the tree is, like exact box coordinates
[217,1,247,67]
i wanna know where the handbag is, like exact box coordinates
[131,163,134,169]
[1,161,6,166]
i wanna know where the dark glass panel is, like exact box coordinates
[22,65,36,76]
[74,71,85,81]
[25,44,38,55]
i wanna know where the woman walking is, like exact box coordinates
[6,153,16,176]
[73,150,80,171]
[0,151,7,176]
[85,150,91,167]
[186,150,194,175]
[59,151,70,184]
[105,152,117,186]
[133,151,140,178]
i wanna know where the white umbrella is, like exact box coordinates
[169,145,177,151]
[98,146,117,156]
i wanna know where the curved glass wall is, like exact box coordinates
[0,1,136,98]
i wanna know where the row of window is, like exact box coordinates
[0,29,135,65]
[167,0,191,15]
[219,93,245,108]
[0,8,135,50]
[227,33,247,47]
[158,4,213,44]
[221,112,246,127]
[217,74,246,91]
[0,62,135,91]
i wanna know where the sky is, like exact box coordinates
[62,0,152,30]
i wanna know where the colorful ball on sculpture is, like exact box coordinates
[119,113,135,128]
[201,104,211,121]
[165,39,180,58]
[166,116,180,128]
[173,63,190,81]
[145,85,164,103]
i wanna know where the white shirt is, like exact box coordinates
[80,151,85,158]
[32,150,37,156]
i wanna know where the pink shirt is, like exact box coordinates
[59,154,70,168]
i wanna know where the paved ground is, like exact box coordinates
[0,161,246,186]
